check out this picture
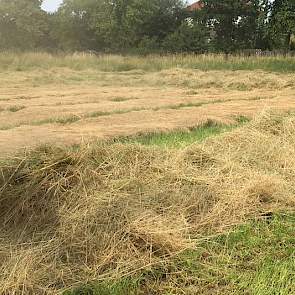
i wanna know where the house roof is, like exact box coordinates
[187,1,204,12]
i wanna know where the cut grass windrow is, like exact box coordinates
[0,96,270,131]
[1,112,295,294]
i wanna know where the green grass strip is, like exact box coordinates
[115,120,236,148]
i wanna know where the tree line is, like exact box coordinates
[0,0,294,53]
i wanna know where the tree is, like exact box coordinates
[269,0,295,50]
[54,0,185,52]
[0,0,285,53]
[163,20,210,53]
[0,0,48,50]
[125,0,185,42]
[254,0,271,50]
[50,0,100,51]
[202,0,262,52]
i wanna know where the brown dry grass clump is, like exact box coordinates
[1,112,295,294]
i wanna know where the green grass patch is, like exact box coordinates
[87,111,111,118]
[64,278,140,295]
[7,105,26,112]
[65,213,295,295]
[234,115,251,124]
[228,82,251,91]
[110,97,136,102]
[53,115,81,124]
[85,108,145,118]
[116,119,241,148]
[31,115,81,125]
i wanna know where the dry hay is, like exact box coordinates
[151,68,295,90]
[0,112,295,294]
[2,67,295,156]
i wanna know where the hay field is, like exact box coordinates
[2,112,295,294]
[1,54,295,295]
[1,53,295,155]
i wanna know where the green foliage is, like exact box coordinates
[163,20,210,53]
[269,0,295,50]
[202,0,264,52]
[0,0,293,53]
[0,0,49,50]
[50,0,99,50]
[51,0,185,51]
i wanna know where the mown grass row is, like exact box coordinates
[2,112,294,295]
[1,52,295,73]
[0,95,262,130]
[65,214,295,295]
[64,117,294,295]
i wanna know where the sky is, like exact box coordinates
[41,0,63,12]
[41,0,196,12]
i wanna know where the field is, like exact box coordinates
[1,53,295,155]
[1,53,295,295]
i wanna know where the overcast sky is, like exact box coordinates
[41,0,196,12]
[41,0,63,12]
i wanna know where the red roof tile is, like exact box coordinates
[187,1,204,11]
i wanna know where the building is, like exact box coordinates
[187,1,204,12]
